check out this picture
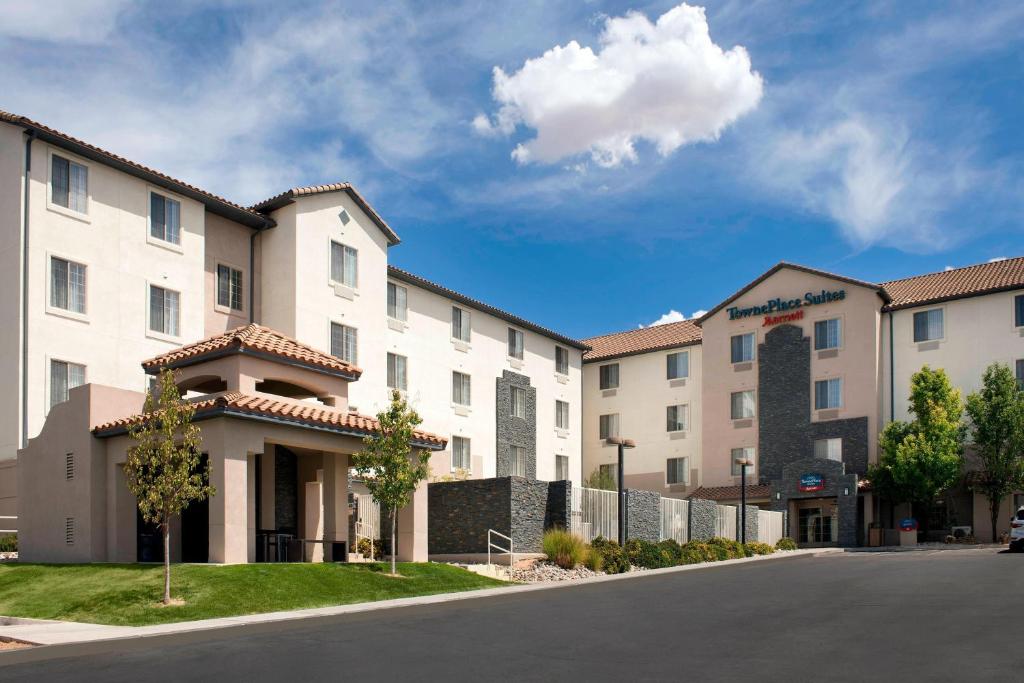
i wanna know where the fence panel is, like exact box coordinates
[660,498,689,544]
[757,509,784,546]
[570,486,618,542]
[715,504,737,540]
[354,494,381,556]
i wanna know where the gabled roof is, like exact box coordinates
[882,256,1024,311]
[696,262,890,325]
[141,324,360,380]
[251,183,400,245]
[583,319,702,363]
[388,265,590,350]
[92,391,446,449]
[687,484,772,502]
[0,110,273,230]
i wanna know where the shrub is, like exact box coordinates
[708,536,748,559]
[356,538,386,559]
[744,542,775,556]
[680,542,716,564]
[625,539,673,569]
[775,537,798,551]
[590,536,630,574]
[543,529,587,569]
[657,539,684,565]
[0,535,15,553]
[582,546,604,572]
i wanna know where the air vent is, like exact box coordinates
[65,453,75,480]
[65,517,75,545]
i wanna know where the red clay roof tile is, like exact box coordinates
[583,319,702,363]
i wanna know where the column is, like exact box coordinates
[208,447,250,564]
[397,480,428,561]
[321,452,349,561]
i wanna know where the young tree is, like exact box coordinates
[868,366,965,531]
[351,390,432,575]
[965,363,1024,542]
[124,369,214,605]
[584,467,617,491]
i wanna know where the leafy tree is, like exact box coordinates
[585,467,617,491]
[352,390,432,575]
[965,363,1024,542]
[124,369,213,604]
[868,366,964,531]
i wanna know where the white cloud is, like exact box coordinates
[646,309,707,327]
[0,0,132,43]
[476,3,763,167]
[988,256,1008,262]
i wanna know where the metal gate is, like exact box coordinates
[570,486,618,541]
[660,498,689,544]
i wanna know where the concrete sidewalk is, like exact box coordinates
[0,548,835,648]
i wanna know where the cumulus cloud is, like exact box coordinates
[646,309,707,327]
[475,3,763,167]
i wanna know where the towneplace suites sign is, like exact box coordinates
[727,289,846,327]
[798,473,826,492]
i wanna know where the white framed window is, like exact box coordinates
[50,256,86,314]
[599,363,619,390]
[330,323,358,364]
[814,438,843,461]
[452,371,471,406]
[451,436,471,471]
[814,378,843,410]
[556,454,570,481]
[510,446,528,477]
[814,318,841,350]
[667,351,689,379]
[387,352,407,390]
[148,285,180,337]
[666,457,688,485]
[216,264,243,312]
[599,413,619,440]
[666,404,689,432]
[731,447,755,476]
[51,153,88,214]
[731,390,755,419]
[731,332,755,363]
[555,346,569,375]
[510,385,527,418]
[599,463,618,483]
[508,327,524,360]
[150,192,181,245]
[1015,294,1024,328]
[387,282,408,321]
[50,359,85,409]
[451,306,471,342]
[555,400,570,430]
[330,241,358,288]
[912,308,944,342]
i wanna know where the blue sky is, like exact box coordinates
[1,0,1021,339]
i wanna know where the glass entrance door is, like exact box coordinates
[799,505,837,545]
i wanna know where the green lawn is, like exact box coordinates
[0,562,507,626]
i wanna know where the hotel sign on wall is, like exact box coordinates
[798,473,826,492]
[727,289,846,327]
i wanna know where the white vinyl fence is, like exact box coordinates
[354,493,381,558]
[570,486,618,542]
[757,509,785,546]
[715,504,737,540]
[660,498,689,544]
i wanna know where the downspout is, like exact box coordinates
[888,310,894,423]
[20,130,34,449]
[249,229,257,324]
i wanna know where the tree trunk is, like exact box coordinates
[162,521,171,605]
[390,506,397,576]
[990,496,1001,544]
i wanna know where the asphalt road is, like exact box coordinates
[1,548,1020,681]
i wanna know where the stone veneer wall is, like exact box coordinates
[739,504,759,543]
[545,480,572,532]
[625,489,661,543]
[688,498,718,541]
[495,371,537,479]
[510,478,549,552]
[770,457,858,547]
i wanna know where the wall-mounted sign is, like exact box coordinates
[899,518,918,532]
[727,289,846,321]
[798,473,826,492]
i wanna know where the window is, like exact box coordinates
[556,455,570,481]
[599,463,618,483]
[451,436,471,471]
[814,438,843,462]
[731,390,755,419]
[731,332,755,363]
[149,285,180,336]
[330,323,357,364]
[913,308,944,342]
[50,359,85,409]
[51,154,87,213]
[452,371,471,406]
[666,457,688,485]
[1015,294,1024,328]
[510,385,527,418]
[666,404,689,432]
[814,378,843,410]
[65,453,75,480]
[387,353,407,390]
[330,241,358,288]
[508,328,524,360]
[510,446,527,477]
[216,264,243,311]
[387,282,408,321]
[555,346,569,375]
[451,307,471,342]
[731,447,755,476]
[599,363,619,390]
[50,257,86,314]
[150,192,181,245]
[555,400,570,429]
[814,318,841,350]
[666,351,689,379]
[599,413,620,440]
[1016,359,1023,388]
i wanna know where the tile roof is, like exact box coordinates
[251,183,400,245]
[881,256,1024,311]
[583,319,702,363]
[687,484,772,502]
[141,324,361,379]
[388,265,590,350]
[92,391,446,449]
[0,109,272,230]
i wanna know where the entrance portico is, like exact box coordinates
[771,458,858,547]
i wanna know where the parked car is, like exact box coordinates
[1011,507,1024,552]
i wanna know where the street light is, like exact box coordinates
[606,437,636,546]
[734,457,754,544]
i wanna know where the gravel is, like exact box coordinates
[508,560,601,583]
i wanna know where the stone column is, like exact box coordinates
[397,479,428,561]
[208,446,250,564]
[322,452,349,561]
[688,498,718,541]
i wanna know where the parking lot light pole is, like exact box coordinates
[735,457,753,544]
[606,437,636,546]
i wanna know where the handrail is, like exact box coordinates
[487,529,514,568]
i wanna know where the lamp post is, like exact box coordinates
[606,437,636,546]
[735,457,753,544]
